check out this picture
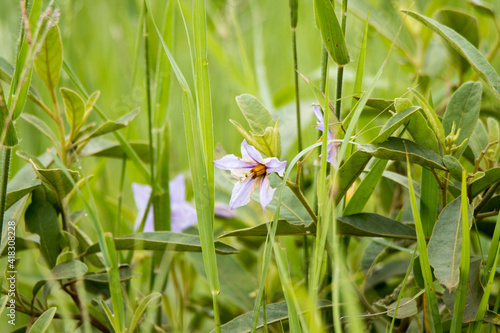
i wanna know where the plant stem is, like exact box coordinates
[0,147,11,248]
[289,0,301,153]
[144,2,157,228]
[335,0,348,121]
[287,180,317,223]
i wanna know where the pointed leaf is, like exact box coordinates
[31,161,80,200]
[405,109,440,153]
[212,300,331,333]
[5,179,41,210]
[77,108,140,143]
[470,167,500,197]
[337,151,371,203]
[219,220,315,238]
[428,196,473,293]
[60,87,86,138]
[79,139,150,162]
[442,259,484,323]
[129,293,162,333]
[83,232,238,256]
[27,307,57,333]
[358,137,446,170]
[51,260,88,280]
[404,10,500,99]
[82,265,137,283]
[337,213,417,239]
[34,25,63,92]
[25,197,61,268]
[235,94,275,135]
[443,81,482,155]
[313,0,349,65]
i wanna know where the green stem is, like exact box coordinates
[144,2,157,231]
[292,28,302,154]
[335,0,348,121]
[286,180,318,223]
[0,147,11,249]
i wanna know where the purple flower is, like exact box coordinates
[313,106,339,166]
[132,174,197,233]
[213,139,287,211]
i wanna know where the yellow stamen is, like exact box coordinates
[250,164,266,179]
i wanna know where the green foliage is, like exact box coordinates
[3,0,500,332]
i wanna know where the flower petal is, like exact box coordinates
[313,106,325,132]
[169,174,186,204]
[214,154,254,171]
[214,202,236,219]
[241,139,264,164]
[132,183,155,232]
[171,201,197,233]
[263,157,287,176]
[259,176,275,211]
[327,141,339,167]
[229,177,258,209]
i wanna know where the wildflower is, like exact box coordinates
[132,174,197,233]
[213,139,287,211]
[313,106,339,166]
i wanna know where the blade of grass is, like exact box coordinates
[145,2,221,331]
[406,152,443,332]
[451,171,470,331]
[289,0,302,153]
[193,0,215,220]
[352,12,369,109]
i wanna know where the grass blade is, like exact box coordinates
[406,154,442,332]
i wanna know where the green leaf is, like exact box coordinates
[469,0,496,19]
[21,113,59,147]
[470,167,500,197]
[411,88,445,148]
[60,88,86,139]
[212,300,331,333]
[235,94,275,135]
[31,161,80,200]
[386,298,418,319]
[79,139,150,163]
[129,293,162,333]
[83,232,238,256]
[24,196,61,267]
[442,259,484,323]
[251,122,281,158]
[336,151,371,203]
[0,84,18,147]
[5,179,41,210]
[428,197,473,293]
[404,10,500,99]
[337,213,416,239]
[443,81,482,156]
[443,155,464,181]
[420,168,439,237]
[51,260,88,280]
[82,265,137,283]
[85,91,100,115]
[373,106,421,144]
[436,10,480,74]
[1,237,39,257]
[76,108,140,144]
[405,109,440,153]
[34,25,63,92]
[313,0,349,65]
[0,295,8,315]
[358,137,446,170]
[343,159,388,215]
[469,119,489,158]
[27,307,57,333]
[219,220,315,238]
[221,214,417,240]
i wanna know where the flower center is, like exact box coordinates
[249,163,267,179]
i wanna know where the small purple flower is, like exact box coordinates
[132,174,197,233]
[213,140,287,211]
[313,106,339,166]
